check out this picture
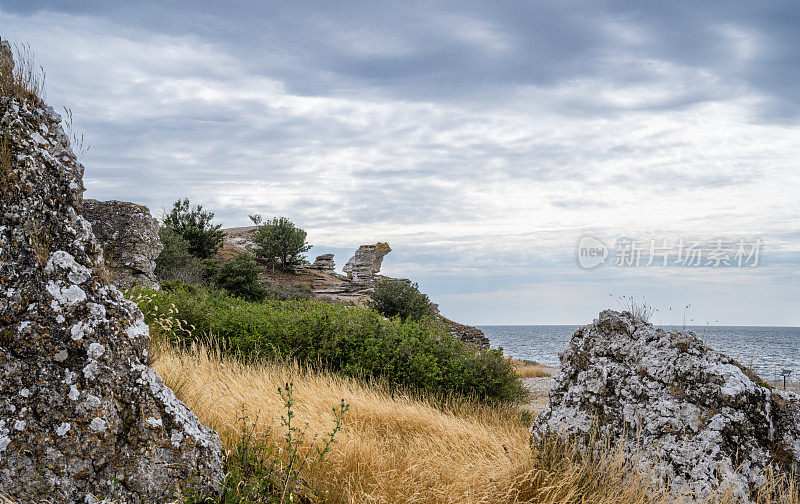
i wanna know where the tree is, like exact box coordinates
[251,216,311,269]
[367,278,435,322]
[162,198,225,259]
[214,252,267,301]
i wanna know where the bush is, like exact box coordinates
[251,216,311,268]
[162,198,225,259]
[129,284,525,403]
[213,252,267,302]
[154,227,216,285]
[368,278,435,321]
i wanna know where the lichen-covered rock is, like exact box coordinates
[307,253,335,271]
[533,310,800,500]
[0,94,223,501]
[82,199,162,289]
[439,316,490,349]
[343,243,390,285]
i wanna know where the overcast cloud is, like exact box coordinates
[1,1,798,325]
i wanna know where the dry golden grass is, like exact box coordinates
[0,40,45,103]
[153,342,800,504]
[510,359,554,379]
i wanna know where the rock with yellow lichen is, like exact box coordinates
[343,242,391,286]
[0,43,223,503]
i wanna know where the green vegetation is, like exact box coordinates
[162,198,225,259]
[129,283,525,403]
[251,216,311,269]
[213,252,267,302]
[367,278,435,322]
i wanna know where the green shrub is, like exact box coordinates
[251,216,311,268]
[128,284,525,403]
[214,252,267,302]
[262,282,314,301]
[162,198,225,259]
[367,278,435,321]
[155,227,219,285]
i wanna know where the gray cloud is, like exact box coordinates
[1,1,798,324]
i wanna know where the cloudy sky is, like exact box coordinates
[2,1,798,325]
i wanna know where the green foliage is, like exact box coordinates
[262,282,314,301]
[154,227,218,285]
[186,385,348,504]
[251,216,311,268]
[214,252,267,302]
[129,284,525,403]
[162,198,225,259]
[368,278,435,321]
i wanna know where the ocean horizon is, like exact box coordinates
[480,324,800,382]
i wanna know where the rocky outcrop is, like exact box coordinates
[82,199,162,289]
[343,243,391,286]
[533,310,800,499]
[440,316,490,349]
[0,91,223,499]
[307,253,335,271]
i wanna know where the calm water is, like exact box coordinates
[479,325,800,382]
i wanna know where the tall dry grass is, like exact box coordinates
[0,40,45,103]
[153,342,800,504]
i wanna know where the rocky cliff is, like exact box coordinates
[0,54,223,502]
[533,310,800,499]
[82,199,162,289]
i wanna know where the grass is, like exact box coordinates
[511,359,554,378]
[610,295,656,321]
[129,284,526,403]
[0,40,45,103]
[154,341,800,504]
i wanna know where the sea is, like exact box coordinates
[479,325,800,383]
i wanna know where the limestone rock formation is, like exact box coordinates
[307,253,335,271]
[440,316,490,349]
[82,199,162,289]
[0,92,223,499]
[343,243,391,286]
[533,310,800,499]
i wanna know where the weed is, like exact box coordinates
[0,40,46,103]
[610,294,656,321]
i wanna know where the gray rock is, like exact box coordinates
[82,199,162,290]
[440,316,490,349]
[307,253,335,271]
[533,310,800,500]
[343,243,391,285]
[0,95,223,502]
[226,235,261,251]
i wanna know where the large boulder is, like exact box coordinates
[82,199,162,289]
[343,243,391,286]
[533,310,800,499]
[0,93,223,499]
[307,253,335,271]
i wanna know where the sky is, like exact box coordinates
[1,1,798,325]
